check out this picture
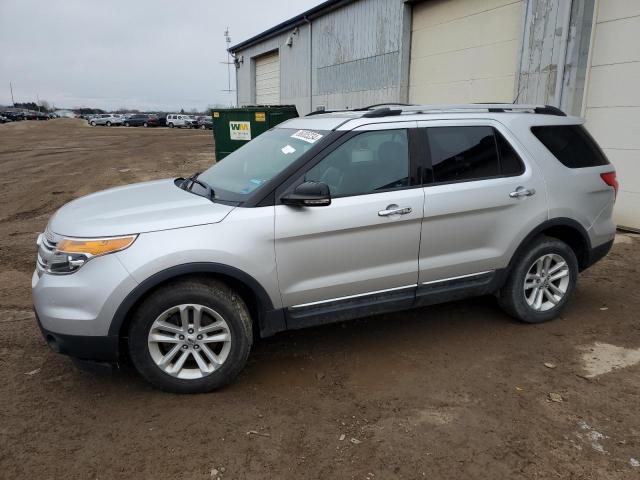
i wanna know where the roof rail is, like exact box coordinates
[399,104,565,115]
[355,103,415,111]
[305,109,349,116]
[361,107,402,118]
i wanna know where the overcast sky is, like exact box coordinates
[0,0,321,111]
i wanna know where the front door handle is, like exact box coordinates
[509,187,536,198]
[378,205,412,217]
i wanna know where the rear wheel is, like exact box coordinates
[106,121,112,126]
[128,279,253,393]
[168,122,174,128]
[498,236,578,323]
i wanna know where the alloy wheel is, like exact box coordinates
[147,304,232,379]
[523,253,570,312]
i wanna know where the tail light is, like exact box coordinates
[600,171,618,199]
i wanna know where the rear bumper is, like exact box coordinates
[34,310,119,362]
[585,239,614,269]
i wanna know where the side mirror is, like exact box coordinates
[281,181,331,207]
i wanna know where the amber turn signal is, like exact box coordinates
[57,235,137,256]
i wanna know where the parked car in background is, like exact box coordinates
[0,114,10,123]
[124,114,159,128]
[154,115,167,127]
[166,114,193,128]
[89,114,123,127]
[196,115,213,130]
[2,111,24,121]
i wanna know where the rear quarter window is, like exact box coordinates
[531,125,609,168]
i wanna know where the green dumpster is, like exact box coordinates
[211,105,299,161]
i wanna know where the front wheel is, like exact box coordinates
[128,278,253,393]
[90,121,96,126]
[498,236,578,323]
[106,121,112,126]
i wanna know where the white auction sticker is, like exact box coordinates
[291,130,323,144]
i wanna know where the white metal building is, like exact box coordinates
[230,0,639,230]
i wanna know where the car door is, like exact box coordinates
[274,122,424,325]
[416,119,547,294]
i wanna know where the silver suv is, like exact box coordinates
[32,104,617,393]
[89,114,123,127]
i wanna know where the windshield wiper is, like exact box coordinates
[180,172,215,201]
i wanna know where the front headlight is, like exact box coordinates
[47,235,137,274]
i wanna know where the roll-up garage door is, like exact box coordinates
[255,51,280,105]
[409,0,523,104]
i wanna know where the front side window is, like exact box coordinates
[198,128,328,202]
[426,126,524,184]
[305,129,409,197]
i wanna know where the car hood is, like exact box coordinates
[49,178,235,238]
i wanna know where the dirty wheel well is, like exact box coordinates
[535,225,589,269]
[117,273,262,357]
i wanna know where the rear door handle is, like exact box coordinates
[509,187,536,198]
[378,205,412,217]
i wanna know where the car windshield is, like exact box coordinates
[198,127,328,202]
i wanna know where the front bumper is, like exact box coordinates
[32,252,138,362]
[35,310,119,362]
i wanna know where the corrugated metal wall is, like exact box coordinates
[234,24,311,115]
[515,0,595,116]
[233,0,406,115]
[311,0,405,110]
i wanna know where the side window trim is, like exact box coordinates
[287,127,421,201]
[421,125,525,187]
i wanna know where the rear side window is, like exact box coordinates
[531,125,609,168]
[426,126,524,184]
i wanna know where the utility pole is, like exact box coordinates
[220,28,236,106]
[9,81,15,107]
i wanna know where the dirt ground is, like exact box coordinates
[1,119,639,479]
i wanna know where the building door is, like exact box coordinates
[255,51,280,105]
[583,1,640,231]
[409,0,523,104]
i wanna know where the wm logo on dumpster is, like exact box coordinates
[229,121,252,141]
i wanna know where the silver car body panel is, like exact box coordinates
[417,118,548,283]
[116,206,282,309]
[33,106,617,344]
[32,252,137,336]
[48,179,234,237]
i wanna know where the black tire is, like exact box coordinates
[498,236,578,323]
[90,121,96,126]
[168,122,174,128]
[200,124,206,130]
[106,121,111,127]
[128,278,253,393]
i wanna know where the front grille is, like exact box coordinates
[36,228,60,275]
